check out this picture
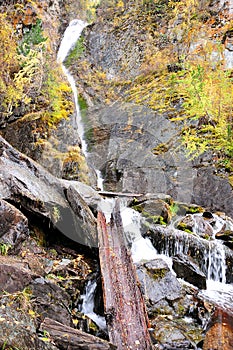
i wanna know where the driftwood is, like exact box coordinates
[203,308,233,350]
[97,199,153,350]
[98,191,143,197]
[40,317,116,349]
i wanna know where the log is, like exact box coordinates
[40,317,116,350]
[98,191,143,197]
[97,199,153,350]
[203,308,233,350]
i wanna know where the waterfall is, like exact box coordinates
[80,280,106,330]
[120,206,158,262]
[57,19,88,155]
[58,19,233,328]
[207,241,226,283]
[57,20,107,326]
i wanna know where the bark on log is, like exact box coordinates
[203,308,233,350]
[97,200,153,350]
[40,317,116,349]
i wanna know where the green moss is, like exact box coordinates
[147,268,167,280]
[186,206,203,214]
[177,222,193,234]
[144,213,167,226]
[132,204,143,213]
[65,36,85,67]
[170,202,179,216]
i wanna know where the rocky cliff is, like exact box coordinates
[0,1,233,349]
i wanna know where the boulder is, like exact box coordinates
[0,136,98,248]
[0,295,58,350]
[136,258,183,306]
[0,199,29,252]
[0,256,35,293]
[132,198,172,225]
[172,254,207,289]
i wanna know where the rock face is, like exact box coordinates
[0,136,98,248]
[74,1,233,218]
[0,199,29,252]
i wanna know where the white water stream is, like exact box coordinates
[58,19,233,328]
[80,280,106,330]
[57,19,89,157]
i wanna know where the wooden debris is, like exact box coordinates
[203,308,233,350]
[97,199,153,350]
[40,317,116,350]
[98,191,143,197]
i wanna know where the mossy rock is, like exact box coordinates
[132,199,172,224]
[171,202,204,217]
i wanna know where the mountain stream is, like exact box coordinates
[58,18,233,339]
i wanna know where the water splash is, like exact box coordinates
[81,280,106,330]
[207,241,226,283]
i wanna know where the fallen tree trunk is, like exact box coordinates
[97,200,153,350]
[40,317,116,350]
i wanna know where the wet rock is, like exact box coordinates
[145,225,233,283]
[177,214,214,238]
[216,230,233,242]
[0,199,29,253]
[136,258,183,307]
[172,254,207,289]
[132,199,172,225]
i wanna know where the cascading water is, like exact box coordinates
[58,19,233,335]
[57,19,106,326]
[57,19,105,190]
[57,20,88,155]
[80,280,106,330]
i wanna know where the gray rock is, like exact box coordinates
[0,294,58,350]
[29,278,73,327]
[192,167,233,219]
[0,199,29,252]
[172,254,207,289]
[136,258,183,305]
[0,136,98,248]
